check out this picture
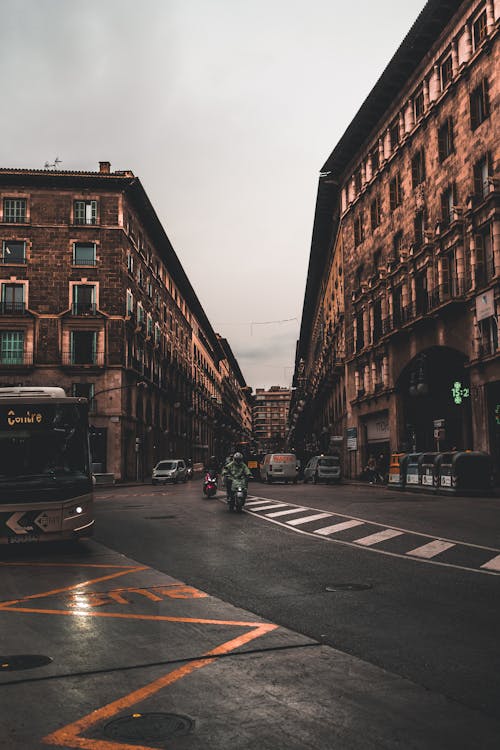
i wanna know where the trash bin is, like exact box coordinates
[437,451,493,496]
[416,452,440,493]
[404,453,422,490]
[387,452,408,489]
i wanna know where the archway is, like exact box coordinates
[396,347,472,452]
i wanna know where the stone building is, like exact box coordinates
[253,386,292,453]
[0,163,250,479]
[291,0,499,478]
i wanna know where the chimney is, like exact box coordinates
[99,161,111,174]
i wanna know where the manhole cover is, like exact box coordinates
[325,583,373,592]
[145,515,176,519]
[0,654,53,671]
[104,713,193,742]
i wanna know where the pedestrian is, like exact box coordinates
[365,455,377,484]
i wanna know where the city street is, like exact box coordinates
[1,478,499,749]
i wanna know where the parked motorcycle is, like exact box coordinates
[228,482,247,512]
[203,472,218,498]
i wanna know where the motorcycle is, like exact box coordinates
[203,472,218,498]
[228,481,247,513]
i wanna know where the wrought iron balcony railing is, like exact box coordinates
[62,351,105,366]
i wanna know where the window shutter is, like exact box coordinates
[475,233,485,287]
[470,93,478,130]
[482,78,490,118]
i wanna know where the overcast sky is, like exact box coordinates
[0,0,426,390]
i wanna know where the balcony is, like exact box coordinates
[71,302,97,316]
[0,301,26,315]
[62,351,105,367]
[0,352,33,367]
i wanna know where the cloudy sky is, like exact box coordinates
[1,0,425,390]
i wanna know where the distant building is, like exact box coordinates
[292,0,500,477]
[0,162,249,478]
[253,386,292,453]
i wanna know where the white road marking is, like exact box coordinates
[265,507,309,518]
[406,540,456,558]
[246,499,276,507]
[287,513,332,527]
[249,503,289,512]
[354,529,404,546]
[481,554,500,571]
[314,520,365,536]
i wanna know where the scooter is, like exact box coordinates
[228,482,247,513]
[203,472,218,498]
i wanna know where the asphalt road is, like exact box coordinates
[94,479,500,720]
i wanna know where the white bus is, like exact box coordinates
[0,387,94,544]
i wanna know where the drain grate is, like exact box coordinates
[104,713,193,742]
[0,654,53,671]
[325,583,373,592]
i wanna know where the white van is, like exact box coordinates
[260,453,298,484]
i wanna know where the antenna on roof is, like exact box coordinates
[44,157,62,170]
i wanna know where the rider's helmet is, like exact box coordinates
[233,452,243,464]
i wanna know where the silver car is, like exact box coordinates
[152,459,187,484]
[303,455,341,484]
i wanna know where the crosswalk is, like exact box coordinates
[244,497,500,576]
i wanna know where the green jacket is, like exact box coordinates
[222,460,251,489]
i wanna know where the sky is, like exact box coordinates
[0,0,426,390]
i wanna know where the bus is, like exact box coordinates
[0,387,94,544]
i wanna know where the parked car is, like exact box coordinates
[260,453,298,484]
[303,455,341,484]
[152,459,188,484]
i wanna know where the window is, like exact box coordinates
[372,298,382,343]
[392,285,403,327]
[470,79,490,130]
[370,145,380,173]
[475,225,495,287]
[373,248,383,273]
[73,242,96,266]
[70,331,97,364]
[74,200,97,225]
[71,382,95,408]
[441,55,453,89]
[441,248,460,299]
[354,167,362,194]
[415,272,428,315]
[1,283,24,314]
[393,231,403,258]
[147,313,153,337]
[126,290,134,316]
[1,240,25,263]
[413,87,425,120]
[411,149,426,188]
[0,331,24,364]
[137,302,144,324]
[354,214,364,246]
[440,185,455,228]
[355,311,364,351]
[3,198,26,223]
[414,210,426,247]
[370,197,381,230]
[438,117,454,161]
[389,118,400,151]
[72,284,96,315]
[389,173,402,210]
[479,316,498,357]
[473,155,490,200]
[126,252,134,274]
[473,10,487,50]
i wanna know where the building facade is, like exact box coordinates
[291,0,499,478]
[0,163,250,479]
[253,386,292,453]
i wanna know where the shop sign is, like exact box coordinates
[346,427,357,451]
[476,290,495,322]
[366,414,389,442]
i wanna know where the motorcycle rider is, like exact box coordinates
[222,452,251,503]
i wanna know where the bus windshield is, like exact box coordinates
[0,402,90,488]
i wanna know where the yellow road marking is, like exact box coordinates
[42,623,277,749]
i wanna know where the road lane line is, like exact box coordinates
[265,507,308,517]
[314,520,365,536]
[354,529,404,546]
[406,540,455,558]
[249,503,288,512]
[287,513,332,526]
[481,554,500,571]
